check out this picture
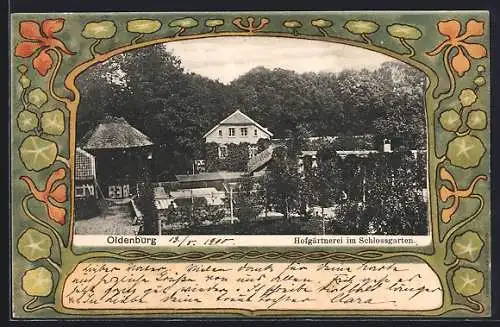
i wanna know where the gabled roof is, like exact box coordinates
[203,110,273,138]
[79,116,153,150]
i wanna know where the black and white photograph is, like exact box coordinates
[73,37,429,238]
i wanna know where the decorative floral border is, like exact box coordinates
[10,12,490,317]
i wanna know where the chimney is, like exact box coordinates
[383,139,392,153]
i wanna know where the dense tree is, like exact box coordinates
[315,143,345,208]
[263,146,301,219]
[76,46,426,180]
[137,162,159,235]
[330,152,428,235]
[234,175,266,224]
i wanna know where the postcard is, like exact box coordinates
[10,11,490,318]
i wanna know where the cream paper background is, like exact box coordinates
[62,261,443,311]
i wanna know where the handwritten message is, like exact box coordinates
[62,261,442,311]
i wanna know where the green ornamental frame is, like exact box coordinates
[10,11,490,318]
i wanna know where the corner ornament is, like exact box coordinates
[427,19,487,77]
[14,19,75,76]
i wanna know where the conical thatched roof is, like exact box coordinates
[79,116,153,150]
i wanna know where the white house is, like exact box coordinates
[204,110,273,145]
[203,110,273,160]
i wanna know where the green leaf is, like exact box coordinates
[473,76,486,87]
[459,89,477,107]
[19,136,58,171]
[17,228,52,261]
[169,17,199,29]
[311,19,333,28]
[19,75,31,89]
[17,64,28,74]
[127,19,162,34]
[22,267,53,297]
[17,110,38,132]
[452,267,484,297]
[283,20,303,28]
[439,110,462,132]
[466,110,487,130]
[27,88,48,109]
[205,19,224,28]
[82,21,117,39]
[344,20,379,34]
[41,109,65,135]
[452,231,484,262]
[387,24,422,40]
[446,135,485,169]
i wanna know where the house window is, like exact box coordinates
[241,127,248,136]
[254,129,258,136]
[75,185,85,198]
[218,129,222,137]
[228,128,235,137]
[109,185,123,199]
[248,145,259,159]
[75,184,95,198]
[218,145,228,159]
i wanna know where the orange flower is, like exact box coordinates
[14,19,75,76]
[20,168,67,225]
[427,19,487,77]
[232,17,269,32]
[439,167,486,223]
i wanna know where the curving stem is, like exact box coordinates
[455,128,471,137]
[46,257,62,274]
[22,194,66,250]
[360,33,372,44]
[441,194,484,246]
[23,297,56,313]
[466,297,485,313]
[316,27,327,37]
[20,88,29,109]
[174,27,186,37]
[47,48,72,106]
[89,39,101,58]
[56,155,70,168]
[435,46,455,102]
[399,38,416,57]
[130,33,144,45]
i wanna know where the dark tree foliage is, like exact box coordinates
[327,151,428,235]
[315,143,345,207]
[234,175,266,224]
[205,142,251,172]
[137,164,159,235]
[76,46,426,180]
[263,146,301,219]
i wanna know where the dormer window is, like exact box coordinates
[228,128,235,137]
